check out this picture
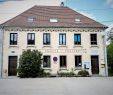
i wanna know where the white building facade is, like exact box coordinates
[0,5,108,77]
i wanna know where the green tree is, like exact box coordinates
[18,49,44,78]
[107,40,113,76]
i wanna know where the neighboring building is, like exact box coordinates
[0,5,108,77]
[107,27,113,39]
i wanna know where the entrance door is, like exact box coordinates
[91,56,99,74]
[8,56,17,76]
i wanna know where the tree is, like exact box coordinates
[18,49,43,78]
[107,40,113,76]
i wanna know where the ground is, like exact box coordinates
[0,77,113,95]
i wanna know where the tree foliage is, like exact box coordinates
[107,41,113,76]
[18,49,44,78]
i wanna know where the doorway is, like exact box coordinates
[91,56,99,74]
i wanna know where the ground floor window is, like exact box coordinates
[43,56,51,68]
[75,56,82,68]
[60,56,67,68]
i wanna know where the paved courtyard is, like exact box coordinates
[0,77,113,95]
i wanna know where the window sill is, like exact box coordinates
[90,45,99,48]
[9,45,19,48]
[74,67,82,70]
[43,45,52,48]
[73,45,83,48]
[43,68,52,71]
[27,45,36,48]
[59,68,68,70]
[59,45,67,48]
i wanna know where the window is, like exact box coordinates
[75,19,81,23]
[59,33,66,45]
[90,34,97,45]
[10,33,17,45]
[43,56,51,68]
[43,33,50,45]
[50,18,58,22]
[27,17,34,22]
[74,34,81,45]
[27,33,35,45]
[75,56,82,67]
[60,56,67,68]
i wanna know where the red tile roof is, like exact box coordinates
[1,5,107,28]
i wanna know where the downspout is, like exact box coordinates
[0,26,4,78]
[104,30,108,77]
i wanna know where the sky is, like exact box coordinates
[0,0,113,26]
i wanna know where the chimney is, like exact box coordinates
[60,2,64,7]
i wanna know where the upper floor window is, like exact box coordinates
[43,56,51,68]
[27,33,35,45]
[43,33,50,45]
[10,33,17,45]
[90,34,97,45]
[75,55,82,68]
[59,33,66,45]
[74,34,81,45]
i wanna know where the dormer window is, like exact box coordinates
[50,18,58,22]
[75,19,81,23]
[27,17,34,22]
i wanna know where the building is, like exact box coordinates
[0,5,108,77]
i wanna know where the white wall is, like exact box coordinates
[2,28,106,77]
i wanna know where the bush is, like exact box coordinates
[108,67,113,76]
[78,70,89,77]
[17,49,44,78]
[58,72,75,77]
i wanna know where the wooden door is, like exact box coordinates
[91,56,99,74]
[8,56,17,76]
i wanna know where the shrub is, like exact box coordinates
[108,67,113,76]
[78,70,89,77]
[17,49,44,78]
[58,72,75,77]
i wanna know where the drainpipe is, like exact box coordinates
[0,26,4,78]
[104,30,108,77]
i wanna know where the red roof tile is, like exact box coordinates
[1,5,107,28]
